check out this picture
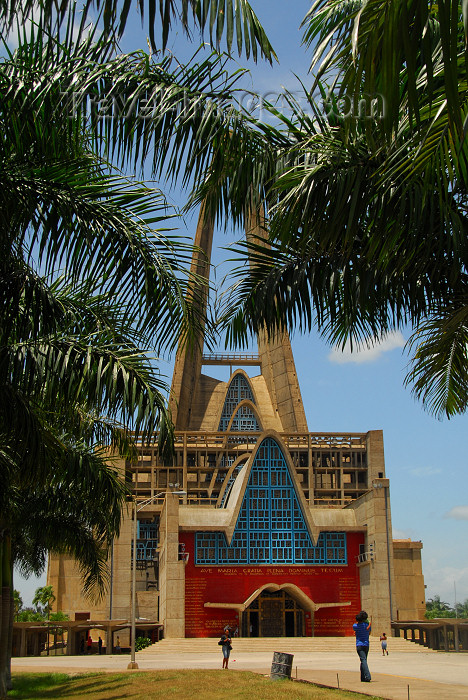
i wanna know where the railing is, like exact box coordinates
[201,353,261,365]
[134,430,367,450]
[357,551,374,564]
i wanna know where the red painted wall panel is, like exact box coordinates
[182,532,364,637]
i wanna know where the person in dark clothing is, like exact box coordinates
[353,610,371,682]
[219,629,232,669]
[98,636,103,654]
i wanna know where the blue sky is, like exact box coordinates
[14,1,467,610]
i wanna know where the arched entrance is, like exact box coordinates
[242,590,305,637]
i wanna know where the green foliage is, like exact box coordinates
[32,586,56,620]
[49,611,70,622]
[13,589,22,620]
[135,636,152,652]
[211,0,468,420]
[455,599,468,618]
[426,596,468,619]
[0,0,275,61]
[16,608,45,622]
[0,0,271,696]
[1,4,213,601]
[425,595,456,619]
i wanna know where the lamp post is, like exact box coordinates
[128,490,185,669]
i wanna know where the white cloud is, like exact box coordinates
[409,466,442,477]
[424,564,468,606]
[6,6,97,50]
[328,331,406,365]
[444,505,468,520]
[392,528,411,539]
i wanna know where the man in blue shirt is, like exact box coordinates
[353,610,371,682]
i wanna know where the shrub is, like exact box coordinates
[135,637,152,652]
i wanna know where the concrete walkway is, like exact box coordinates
[12,642,468,699]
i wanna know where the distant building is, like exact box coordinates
[48,208,426,642]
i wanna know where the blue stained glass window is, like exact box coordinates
[218,374,257,431]
[133,520,158,562]
[195,437,347,565]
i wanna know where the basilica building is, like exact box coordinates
[47,209,426,645]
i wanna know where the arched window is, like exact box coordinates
[195,437,347,565]
[218,374,256,431]
[227,405,260,431]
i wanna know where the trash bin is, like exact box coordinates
[270,651,294,680]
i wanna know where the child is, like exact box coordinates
[380,632,389,655]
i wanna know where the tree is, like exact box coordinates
[425,595,455,619]
[0,2,274,696]
[0,0,275,61]
[15,609,44,623]
[455,599,468,618]
[32,587,56,620]
[12,593,21,622]
[212,0,468,420]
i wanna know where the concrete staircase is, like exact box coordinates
[139,636,435,655]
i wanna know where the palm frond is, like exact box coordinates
[0,0,276,60]
[405,300,468,417]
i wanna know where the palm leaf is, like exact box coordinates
[405,300,468,417]
[0,0,276,60]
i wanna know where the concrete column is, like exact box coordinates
[352,476,395,634]
[66,627,72,655]
[158,493,185,637]
[454,624,459,652]
[20,629,27,657]
[443,625,449,652]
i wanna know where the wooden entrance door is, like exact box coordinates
[243,590,305,637]
[260,598,283,636]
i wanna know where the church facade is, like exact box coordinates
[47,209,426,642]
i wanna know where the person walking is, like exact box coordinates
[380,632,389,655]
[353,610,371,683]
[218,629,232,669]
[98,636,103,654]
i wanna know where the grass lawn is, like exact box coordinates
[9,670,383,699]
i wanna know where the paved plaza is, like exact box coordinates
[11,639,468,700]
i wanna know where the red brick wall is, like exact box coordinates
[182,532,364,637]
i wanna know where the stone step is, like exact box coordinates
[139,636,435,655]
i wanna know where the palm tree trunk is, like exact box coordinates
[6,580,14,690]
[0,534,12,700]
[0,537,3,700]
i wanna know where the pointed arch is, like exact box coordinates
[216,453,250,508]
[217,370,259,431]
[224,400,262,432]
[195,435,347,565]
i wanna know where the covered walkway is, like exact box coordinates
[12,619,163,657]
[392,619,468,652]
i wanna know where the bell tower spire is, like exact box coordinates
[170,204,307,433]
